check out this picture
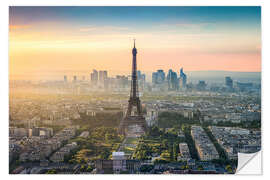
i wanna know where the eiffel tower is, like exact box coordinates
[118,40,148,135]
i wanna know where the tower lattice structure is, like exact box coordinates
[118,40,147,135]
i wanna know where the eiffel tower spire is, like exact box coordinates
[131,38,138,99]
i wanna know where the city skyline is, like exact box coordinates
[8,6,262,175]
[9,7,261,80]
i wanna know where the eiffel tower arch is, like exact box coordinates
[118,40,148,135]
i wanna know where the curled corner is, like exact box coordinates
[236,151,262,175]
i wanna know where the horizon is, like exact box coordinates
[9,70,261,82]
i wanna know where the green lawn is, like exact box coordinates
[125,137,139,144]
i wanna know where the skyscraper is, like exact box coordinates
[179,68,187,89]
[225,76,233,89]
[91,69,98,85]
[98,70,108,87]
[152,69,165,85]
[197,80,207,91]
[152,72,158,84]
[73,76,77,83]
[236,82,253,91]
[116,75,129,88]
[137,70,146,91]
[99,70,104,84]
[137,71,141,80]
[104,71,108,80]
[64,75,67,83]
[157,70,165,84]
[167,69,178,91]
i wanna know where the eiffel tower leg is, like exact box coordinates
[126,100,132,116]
[136,99,141,115]
[118,122,125,135]
[119,128,124,135]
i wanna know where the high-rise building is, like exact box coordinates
[196,80,207,91]
[152,72,158,84]
[98,70,108,87]
[64,75,67,82]
[141,74,146,85]
[179,68,187,89]
[99,70,104,83]
[91,69,98,85]
[167,69,178,90]
[157,70,165,84]
[152,69,165,85]
[137,70,146,91]
[137,71,141,80]
[225,76,233,89]
[116,75,129,88]
[103,71,108,80]
[236,82,253,91]
[73,76,77,83]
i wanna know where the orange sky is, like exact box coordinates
[9,7,261,80]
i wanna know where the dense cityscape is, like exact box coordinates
[6,6,262,174]
[8,5,261,176]
[9,64,261,174]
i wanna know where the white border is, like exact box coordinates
[1,0,269,180]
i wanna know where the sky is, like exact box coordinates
[9,6,261,80]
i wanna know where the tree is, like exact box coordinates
[46,169,57,174]
[105,133,113,141]
[197,165,203,171]
[169,144,174,161]
[173,143,178,161]
[149,126,161,137]
[86,165,94,172]
[225,165,233,173]
[160,150,170,159]
[162,139,168,149]
[81,165,85,170]
[99,148,110,160]
[153,158,169,164]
